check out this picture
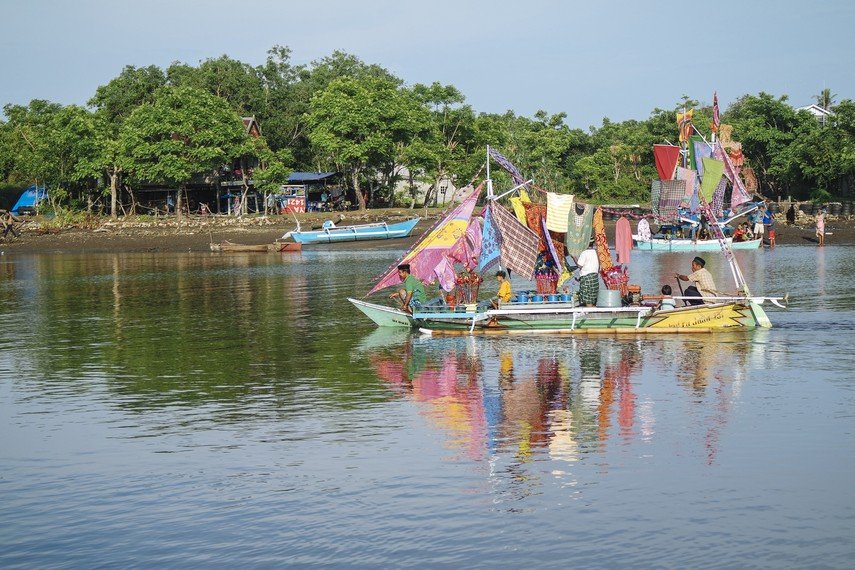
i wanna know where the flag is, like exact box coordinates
[653,144,681,180]
[713,141,752,209]
[711,92,720,134]
[677,109,694,143]
[700,157,725,201]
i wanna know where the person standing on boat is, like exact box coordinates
[675,256,718,305]
[391,264,425,314]
[575,241,600,307]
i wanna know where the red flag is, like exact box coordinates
[653,144,681,180]
[711,92,720,133]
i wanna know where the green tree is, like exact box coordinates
[119,86,249,220]
[815,88,837,110]
[307,76,423,210]
[88,65,167,217]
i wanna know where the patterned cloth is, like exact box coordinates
[523,202,547,243]
[579,273,599,306]
[565,203,593,258]
[650,181,661,219]
[711,177,728,219]
[546,192,574,232]
[676,167,697,208]
[688,267,718,301]
[541,217,564,273]
[592,207,613,272]
[478,206,501,272]
[714,141,752,209]
[489,147,526,186]
[490,202,539,280]
[657,180,686,222]
[636,218,651,241]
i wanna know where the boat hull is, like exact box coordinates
[348,298,414,327]
[292,218,420,244]
[633,236,762,251]
[413,301,771,336]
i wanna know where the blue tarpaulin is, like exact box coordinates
[287,172,337,183]
[11,185,48,214]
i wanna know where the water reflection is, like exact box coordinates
[364,332,771,481]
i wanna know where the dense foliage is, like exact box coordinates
[1,46,853,214]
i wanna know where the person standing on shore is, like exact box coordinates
[816,208,826,246]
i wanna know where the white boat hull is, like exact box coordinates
[633,236,762,251]
[348,298,414,327]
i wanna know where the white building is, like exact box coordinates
[796,104,833,126]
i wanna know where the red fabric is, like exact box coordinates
[615,216,633,264]
[653,144,681,181]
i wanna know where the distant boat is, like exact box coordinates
[633,235,762,251]
[288,218,420,244]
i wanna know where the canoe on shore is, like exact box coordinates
[210,240,302,252]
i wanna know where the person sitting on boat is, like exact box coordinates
[675,256,718,306]
[732,224,746,242]
[575,241,600,307]
[743,222,754,240]
[390,264,425,314]
[659,284,676,310]
[491,270,513,309]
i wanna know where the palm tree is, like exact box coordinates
[814,88,836,110]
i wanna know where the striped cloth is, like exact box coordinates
[546,192,574,232]
[490,202,539,280]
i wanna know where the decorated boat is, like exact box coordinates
[351,142,785,336]
[633,235,761,251]
[289,217,420,244]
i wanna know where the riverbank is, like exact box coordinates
[0,208,851,254]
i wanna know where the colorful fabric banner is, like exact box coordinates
[713,141,752,209]
[546,192,574,232]
[477,206,501,272]
[691,136,711,173]
[489,146,525,186]
[653,144,681,180]
[369,185,481,294]
[711,91,720,133]
[592,207,613,272]
[615,216,632,265]
[700,157,725,201]
[676,167,698,208]
[677,109,694,143]
[490,202,539,280]
[657,180,686,221]
[650,180,661,219]
[564,202,594,258]
[508,187,530,225]
[711,177,728,219]
[540,217,564,274]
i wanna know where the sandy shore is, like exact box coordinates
[0,209,850,254]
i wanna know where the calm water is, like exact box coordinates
[1,245,854,568]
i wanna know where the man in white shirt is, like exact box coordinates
[575,241,600,307]
[676,256,718,305]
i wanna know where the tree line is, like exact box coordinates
[1,46,852,217]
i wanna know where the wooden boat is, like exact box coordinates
[633,235,761,251]
[290,217,420,244]
[350,294,784,335]
[209,240,302,252]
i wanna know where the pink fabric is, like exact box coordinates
[615,216,633,264]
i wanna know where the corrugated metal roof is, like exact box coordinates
[288,171,338,183]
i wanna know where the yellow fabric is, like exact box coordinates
[509,188,531,225]
[497,280,512,302]
[546,192,574,233]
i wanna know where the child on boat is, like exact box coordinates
[659,284,676,310]
[491,270,513,309]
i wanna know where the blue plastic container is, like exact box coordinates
[515,293,529,303]
[547,294,559,302]
[559,293,572,302]
[531,294,544,303]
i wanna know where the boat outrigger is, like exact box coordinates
[350,135,786,336]
[287,217,420,244]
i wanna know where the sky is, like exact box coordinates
[3,0,854,130]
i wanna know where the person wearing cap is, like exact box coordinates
[390,264,425,314]
[675,256,718,305]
